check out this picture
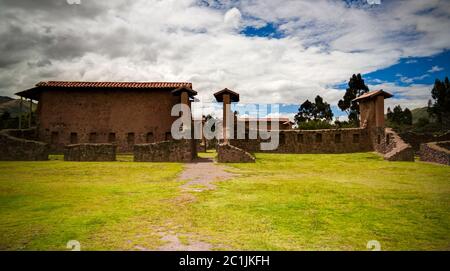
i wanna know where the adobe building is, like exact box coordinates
[15,81,197,152]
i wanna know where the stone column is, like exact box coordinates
[222,93,231,143]
[375,95,385,128]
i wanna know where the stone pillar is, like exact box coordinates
[222,93,231,143]
[180,91,191,133]
[375,95,385,128]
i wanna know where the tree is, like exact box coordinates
[403,108,412,125]
[338,73,369,123]
[386,105,412,126]
[294,99,314,124]
[428,77,450,128]
[294,95,333,126]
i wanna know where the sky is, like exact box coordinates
[0,0,449,120]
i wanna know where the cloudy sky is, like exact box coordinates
[0,0,449,119]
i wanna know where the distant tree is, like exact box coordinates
[428,77,450,128]
[387,105,413,126]
[403,108,412,125]
[294,99,314,124]
[338,73,369,124]
[295,95,333,127]
[313,95,334,121]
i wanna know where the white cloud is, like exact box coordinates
[0,0,449,114]
[427,65,444,73]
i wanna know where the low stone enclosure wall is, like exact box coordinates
[0,129,49,161]
[64,143,117,161]
[228,127,373,154]
[419,141,450,165]
[217,143,255,163]
[134,139,197,162]
[399,131,450,153]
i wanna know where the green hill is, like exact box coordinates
[0,96,37,117]
[411,107,432,124]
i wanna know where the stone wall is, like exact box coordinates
[64,143,117,161]
[217,143,255,163]
[381,128,414,161]
[419,141,450,165]
[227,127,372,154]
[134,139,196,162]
[0,129,49,161]
[399,131,450,153]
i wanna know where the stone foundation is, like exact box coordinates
[0,129,49,161]
[419,141,450,165]
[217,143,255,163]
[134,140,196,162]
[64,143,117,161]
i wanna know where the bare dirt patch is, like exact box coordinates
[179,157,236,192]
[152,157,237,251]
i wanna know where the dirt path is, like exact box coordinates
[179,157,236,192]
[152,157,236,251]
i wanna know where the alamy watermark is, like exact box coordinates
[170,102,282,150]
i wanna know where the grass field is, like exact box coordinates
[0,152,449,250]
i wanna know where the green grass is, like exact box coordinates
[178,152,450,250]
[0,152,449,250]
[0,155,183,250]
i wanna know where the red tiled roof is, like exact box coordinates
[352,89,393,102]
[16,81,193,100]
[35,81,192,89]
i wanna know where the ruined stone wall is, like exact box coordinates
[37,88,182,153]
[228,128,372,153]
[419,141,450,165]
[380,128,414,161]
[399,131,450,153]
[0,129,49,161]
[134,139,196,162]
[217,143,255,163]
[64,143,117,161]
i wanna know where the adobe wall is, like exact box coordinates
[64,143,117,161]
[37,88,182,152]
[227,127,372,153]
[217,143,255,163]
[134,139,196,162]
[419,141,450,165]
[0,129,49,161]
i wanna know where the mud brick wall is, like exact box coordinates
[36,88,183,153]
[217,143,255,163]
[227,128,372,154]
[419,141,450,165]
[134,139,196,162]
[64,143,117,161]
[0,129,49,161]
